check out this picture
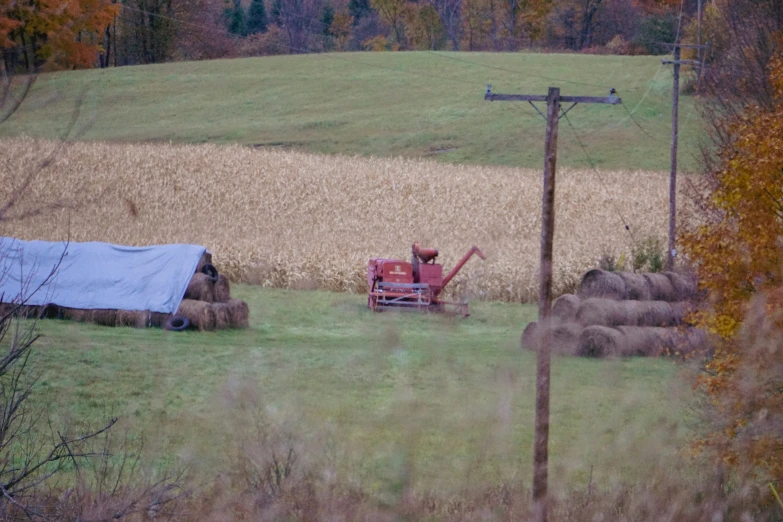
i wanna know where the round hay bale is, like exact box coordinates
[38,303,61,320]
[226,298,249,328]
[669,301,694,325]
[522,319,581,355]
[521,321,538,351]
[616,272,652,301]
[196,251,213,274]
[18,305,41,319]
[664,272,697,301]
[643,273,678,302]
[578,269,628,300]
[148,312,170,328]
[661,327,708,356]
[634,301,678,327]
[89,310,118,327]
[185,273,215,302]
[615,326,673,356]
[176,299,217,331]
[62,308,88,322]
[577,325,623,357]
[211,303,231,330]
[214,274,231,303]
[552,294,580,322]
[115,310,150,328]
[0,303,16,318]
[551,322,583,356]
[576,298,633,327]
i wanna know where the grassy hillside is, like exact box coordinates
[0,52,700,170]
[31,287,691,493]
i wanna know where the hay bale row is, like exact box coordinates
[578,269,696,302]
[521,319,581,356]
[524,269,702,358]
[522,321,705,358]
[0,259,246,331]
[575,298,691,327]
[175,298,249,331]
[553,294,692,327]
[184,273,231,304]
[60,308,170,328]
[576,325,706,358]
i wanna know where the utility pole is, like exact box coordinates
[662,44,703,270]
[484,85,620,522]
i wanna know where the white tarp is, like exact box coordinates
[0,238,206,314]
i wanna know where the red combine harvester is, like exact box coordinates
[367,243,486,316]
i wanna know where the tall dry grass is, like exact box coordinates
[0,138,680,301]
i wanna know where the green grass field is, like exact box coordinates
[0,52,704,504]
[26,286,692,495]
[1,52,701,170]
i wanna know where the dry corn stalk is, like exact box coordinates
[0,138,687,302]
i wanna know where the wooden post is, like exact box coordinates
[532,86,560,522]
[484,85,619,522]
[667,45,680,271]
[697,0,702,65]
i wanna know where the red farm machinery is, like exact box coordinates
[367,243,486,316]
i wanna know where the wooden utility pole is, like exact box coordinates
[697,0,703,80]
[667,44,680,271]
[662,44,703,270]
[484,85,620,522]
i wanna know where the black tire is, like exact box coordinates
[201,263,219,282]
[165,315,190,331]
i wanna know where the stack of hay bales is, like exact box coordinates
[522,269,705,358]
[2,253,249,331]
[173,255,249,331]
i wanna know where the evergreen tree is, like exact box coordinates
[247,0,268,34]
[321,4,334,35]
[227,0,247,35]
[348,0,371,23]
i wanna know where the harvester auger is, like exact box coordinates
[367,242,486,317]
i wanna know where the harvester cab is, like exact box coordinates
[367,242,486,316]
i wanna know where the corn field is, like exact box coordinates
[0,138,681,302]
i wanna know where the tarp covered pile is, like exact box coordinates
[0,238,248,331]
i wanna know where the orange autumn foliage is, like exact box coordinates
[0,0,118,69]
[682,52,783,482]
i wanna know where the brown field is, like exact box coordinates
[0,138,680,302]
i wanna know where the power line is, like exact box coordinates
[425,51,625,90]
[562,110,637,245]
[621,100,665,143]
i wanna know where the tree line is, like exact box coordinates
[1,0,702,70]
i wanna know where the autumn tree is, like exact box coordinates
[461,0,500,49]
[115,0,177,64]
[682,54,783,484]
[1,0,118,70]
[427,0,462,49]
[681,0,783,485]
[330,10,353,50]
[405,2,446,49]
[272,0,325,51]
[371,0,408,47]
